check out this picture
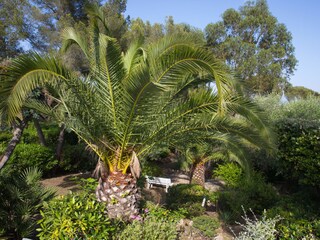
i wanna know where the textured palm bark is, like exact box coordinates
[33,118,46,146]
[191,162,205,186]
[96,171,140,220]
[55,124,65,161]
[0,121,27,170]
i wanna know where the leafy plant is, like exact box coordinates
[37,192,116,239]
[234,209,281,240]
[118,215,177,240]
[276,119,320,186]
[213,162,243,187]
[60,143,95,172]
[267,193,320,239]
[144,201,186,223]
[0,167,55,239]
[192,215,220,238]
[141,160,163,177]
[4,143,57,176]
[0,131,11,143]
[167,184,217,217]
[218,171,278,222]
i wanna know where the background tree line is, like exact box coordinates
[2,0,317,98]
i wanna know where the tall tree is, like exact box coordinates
[1,8,274,220]
[205,0,297,95]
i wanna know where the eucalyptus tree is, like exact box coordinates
[0,10,274,220]
[205,0,297,95]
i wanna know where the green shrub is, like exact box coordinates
[0,167,55,239]
[235,209,281,240]
[22,129,40,144]
[146,147,170,161]
[192,215,220,238]
[275,219,319,239]
[118,215,177,240]
[0,142,5,155]
[218,171,278,222]
[276,119,320,186]
[255,95,320,187]
[4,143,57,175]
[141,160,163,177]
[144,201,186,223]
[60,144,95,172]
[37,192,115,239]
[267,193,320,239]
[0,131,11,143]
[167,184,217,218]
[213,162,243,187]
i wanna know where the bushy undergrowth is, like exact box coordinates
[0,167,55,239]
[218,171,278,222]
[192,215,220,238]
[141,160,163,177]
[276,119,320,186]
[267,191,320,239]
[143,201,186,223]
[235,209,281,240]
[60,143,95,172]
[213,162,242,187]
[37,191,116,239]
[254,95,320,187]
[167,184,217,218]
[4,143,57,175]
[118,215,177,240]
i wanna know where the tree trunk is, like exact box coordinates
[96,171,140,221]
[0,121,27,170]
[55,124,65,161]
[191,162,205,186]
[33,118,46,146]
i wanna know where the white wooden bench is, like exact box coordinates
[146,175,173,193]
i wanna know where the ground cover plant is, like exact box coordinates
[192,215,220,238]
[167,184,218,218]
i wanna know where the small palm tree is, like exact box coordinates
[0,9,274,220]
[0,167,55,238]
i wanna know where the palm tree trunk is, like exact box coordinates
[191,162,205,186]
[96,171,139,220]
[55,124,65,161]
[33,118,46,146]
[0,120,27,170]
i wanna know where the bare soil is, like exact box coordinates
[41,172,91,195]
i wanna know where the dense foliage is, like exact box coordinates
[38,192,116,239]
[192,215,220,238]
[276,119,320,186]
[6,143,57,173]
[212,162,242,187]
[218,171,278,222]
[0,167,55,239]
[235,210,281,240]
[254,95,320,186]
[118,215,177,240]
[167,184,217,218]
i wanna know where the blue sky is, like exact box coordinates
[125,0,320,92]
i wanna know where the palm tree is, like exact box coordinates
[0,10,274,220]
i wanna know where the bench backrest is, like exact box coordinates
[146,176,171,185]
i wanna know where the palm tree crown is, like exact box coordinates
[0,8,274,219]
